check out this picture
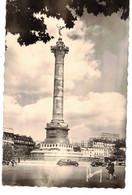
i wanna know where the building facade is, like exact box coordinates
[3,127,35,159]
[13,134,35,157]
[81,138,115,159]
[3,127,14,145]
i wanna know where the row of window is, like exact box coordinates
[93,146,113,149]
[94,148,104,150]
[4,133,34,142]
[3,137,34,146]
[3,137,13,141]
[31,153,44,156]
[14,140,34,145]
[14,137,33,142]
[94,142,104,145]
[41,144,72,148]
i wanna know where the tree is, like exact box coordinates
[3,143,14,161]
[6,0,129,46]
[114,138,126,148]
[111,139,126,160]
[73,146,81,152]
[14,145,34,156]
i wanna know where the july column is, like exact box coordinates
[51,38,69,123]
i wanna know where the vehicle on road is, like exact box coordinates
[2,159,17,166]
[57,159,79,167]
[117,159,125,166]
[91,160,106,167]
[2,160,10,166]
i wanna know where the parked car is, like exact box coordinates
[57,159,79,167]
[91,160,106,167]
[2,160,10,166]
[2,159,17,166]
[117,159,125,166]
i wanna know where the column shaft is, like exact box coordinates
[52,53,64,121]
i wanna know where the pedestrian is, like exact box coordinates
[111,162,117,179]
[18,157,20,163]
[106,160,117,180]
[106,160,113,180]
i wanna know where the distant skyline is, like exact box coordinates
[3,11,128,141]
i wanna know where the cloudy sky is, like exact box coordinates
[3,10,128,142]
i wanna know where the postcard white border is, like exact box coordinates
[0,0,132,194]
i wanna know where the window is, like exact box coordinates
[49,136,56,138]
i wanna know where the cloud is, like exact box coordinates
[3,13,128,141]
[4,17,101,105]
[65,12,128,96]
[65,92,126,122]
[4,34,54,97]
[64,39,101,89]
[3,95,53,141]
[3,92,126,141]
[64,92,126,140]
[81,11,129,57]
[4,95,52,123]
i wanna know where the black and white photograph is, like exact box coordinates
[1,0,131,189]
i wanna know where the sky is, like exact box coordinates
[3,10,129,142]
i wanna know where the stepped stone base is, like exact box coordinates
[44,121,70,145]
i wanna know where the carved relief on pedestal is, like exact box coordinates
[47,129,68,139]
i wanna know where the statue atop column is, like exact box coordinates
[56,24,66,37]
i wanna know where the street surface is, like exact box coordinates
[2,161,125,188]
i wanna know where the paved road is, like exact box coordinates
[2,161,125,188]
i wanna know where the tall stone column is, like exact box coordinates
[44,37,70,145]
[51,37,68,122]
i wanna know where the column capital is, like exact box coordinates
[51,38,69,56]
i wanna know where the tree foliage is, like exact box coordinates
[114,138,126,149]
[111,139,126,160]
[6,0,129,46]
[3,143,14,161]
[73,146,81,152]
[14,145,34,156]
